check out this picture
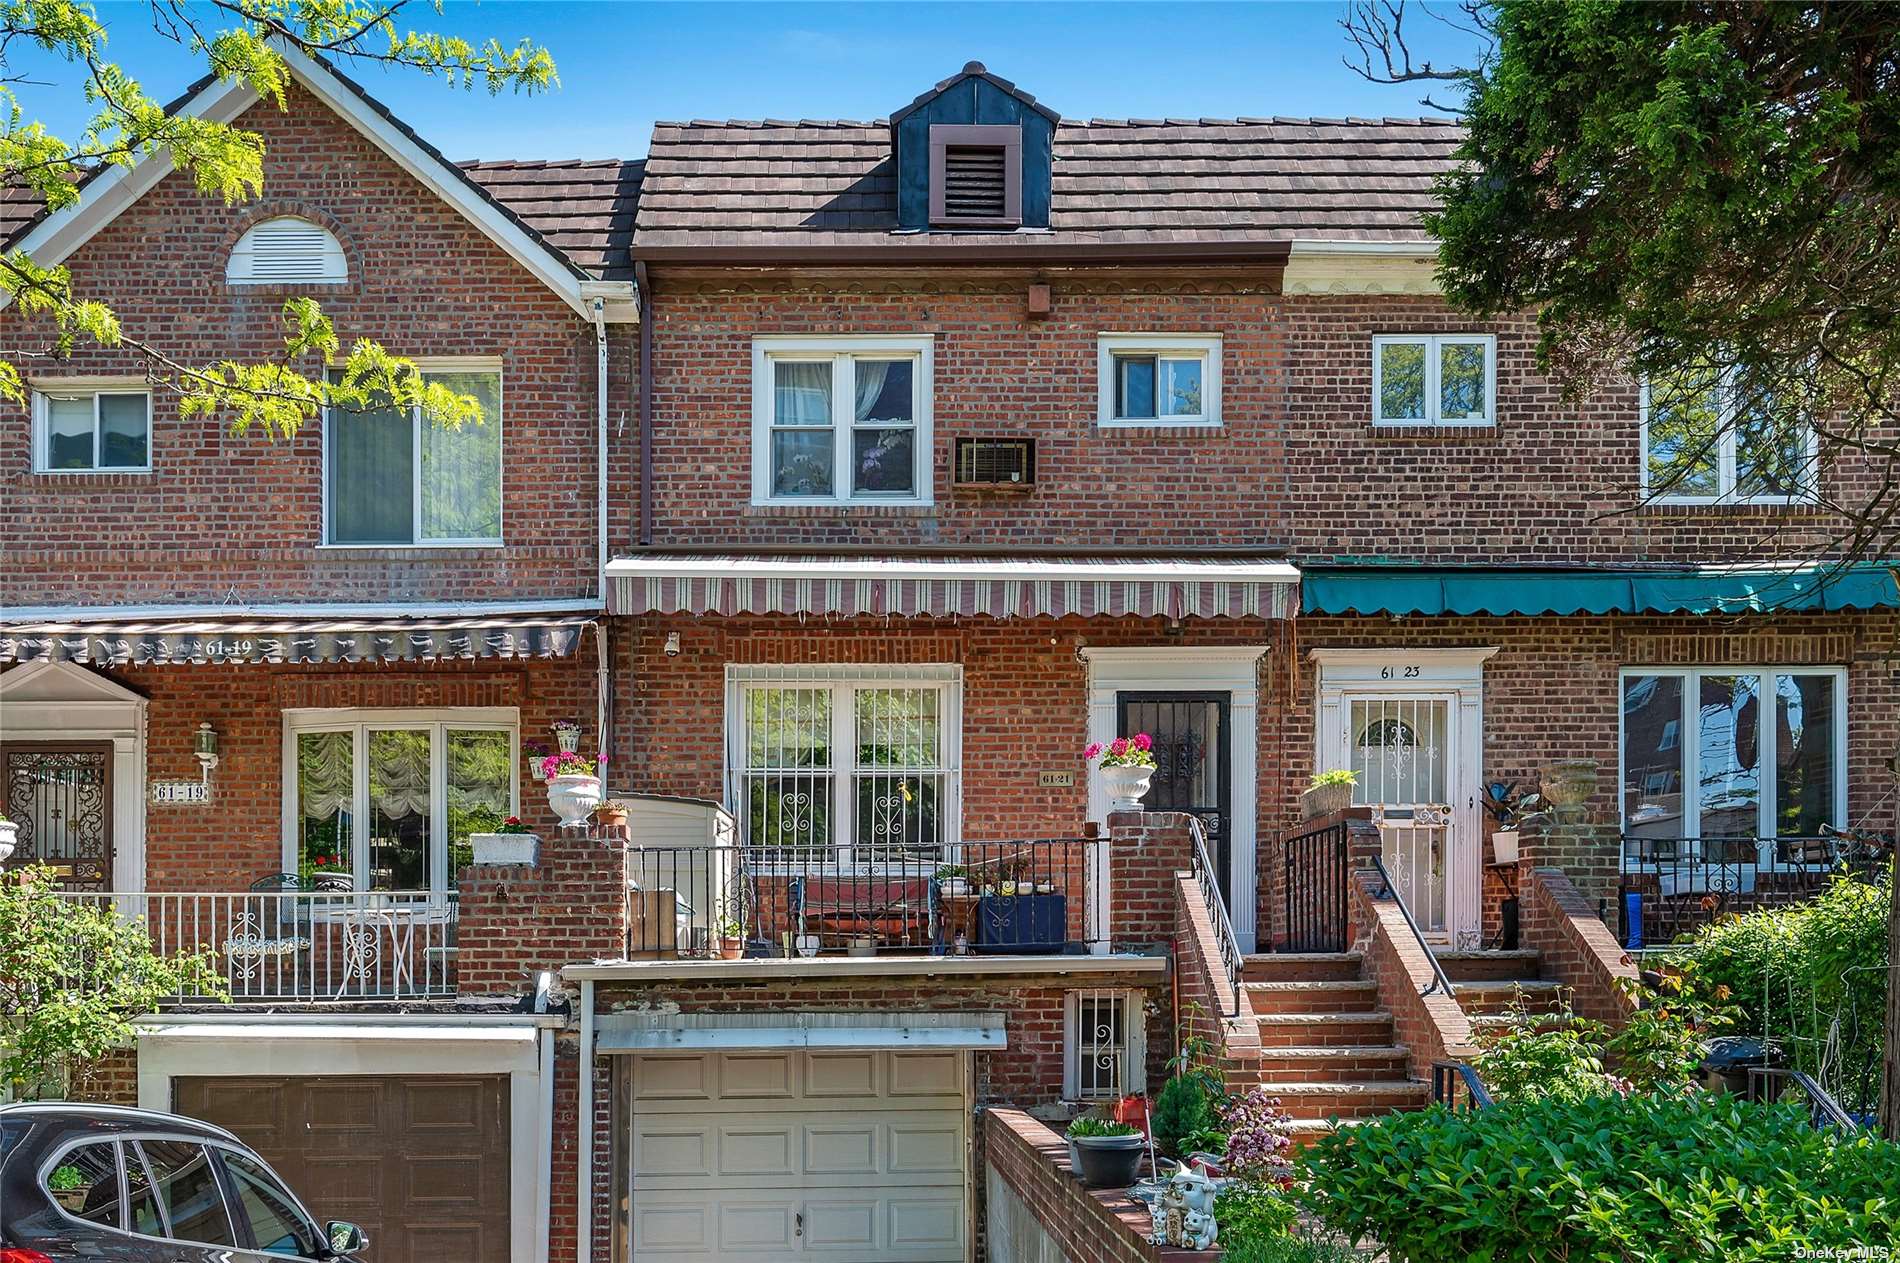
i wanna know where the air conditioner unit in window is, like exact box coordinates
[953,437,1035,487]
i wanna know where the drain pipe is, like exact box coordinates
[590,297,613,761]
[577,976,596,1263]
[634,260,654,547]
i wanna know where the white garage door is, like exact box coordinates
[629,1049,968,1262]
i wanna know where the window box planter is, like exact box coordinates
[470,832,539,866]
[1302,781,1354,819]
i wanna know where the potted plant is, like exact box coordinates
[1302,768,1356,819]
[594,798,631,831]
[1086,733,1157,811]
[1481,782,1544,864]
[470,816,539,866]
[523,739,551,783]
[0,811,14,864]
[935,864,969,896]
[715,916,745,960]
[541,751,606,830]
[1065,1117,1146,1188]
[551,718,584,755]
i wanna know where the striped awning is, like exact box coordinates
[606,555,1300,620]
[0,615,595,666]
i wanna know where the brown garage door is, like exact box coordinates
[175,1075,509,1263]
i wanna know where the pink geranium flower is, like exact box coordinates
[1083,742,1103,760]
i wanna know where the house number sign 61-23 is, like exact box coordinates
[1379,666,1423,680]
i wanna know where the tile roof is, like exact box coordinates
[631,116,1461,252]
[457,159,644,281]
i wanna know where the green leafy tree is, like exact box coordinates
[0,866,228,1099]
[1,0,556,436]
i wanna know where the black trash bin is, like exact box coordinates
[1699,1035,1766,1096]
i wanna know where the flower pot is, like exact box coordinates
[1069,1133,1146,1189]
[1491,829,1519,865]
[0,819,16,864]
[595,806,630,832]
[715,937,744,960]
[553,725,582,755]
[1301,781,1354,820]
[1540,758,1599,823]
[546,774,603,831]
[470,832,539,866]
[939,877,968,897]
[1100,764,1155,812]
[795,934,821,957]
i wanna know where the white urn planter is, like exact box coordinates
[546,774,603,831]
[1100,764,1155,812]
[1491,829,1520,865]
[0,819,16,864]
[471,831,540,866]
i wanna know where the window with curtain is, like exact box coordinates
[325,367,502,543]
[754,339,930,504]
[1643,364,1811,501]
[288,713,515,893]
[34,389,151,471]
[731,667,958,862]
[1620,668,1843,845]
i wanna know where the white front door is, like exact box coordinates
[1313,647,1495,947]
[627,1049,968,1262]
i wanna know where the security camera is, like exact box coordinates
[662,631,682,657]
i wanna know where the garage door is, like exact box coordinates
[175,1074,509,1263]
[629,1050,967,1263]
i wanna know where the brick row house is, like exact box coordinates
[2,54,1897,1263]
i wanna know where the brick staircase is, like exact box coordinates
[1438,948,1566,1036]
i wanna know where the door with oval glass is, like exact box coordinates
[1345,696,1455,938]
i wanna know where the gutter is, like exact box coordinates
[629,240,1293,268]
[635,260,655,547]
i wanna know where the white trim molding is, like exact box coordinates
[1283,241,1441,295]
[1080,645,1268,952]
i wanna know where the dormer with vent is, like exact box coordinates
[892,62,1056,233]
[226,216,348,285]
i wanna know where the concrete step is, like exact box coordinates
[1244,979,1381,1015]
[1242,951,1363,983]
[1253,1011,1397,1048]
[1455,978,1568,1017]
[1256,1079,1433,1121]
[1434,948,1543,983]
[1251,1044,1411,1082]
[1285,1116,1369,1151]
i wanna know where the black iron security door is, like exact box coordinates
[1116,692,1232,903]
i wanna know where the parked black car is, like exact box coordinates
[0,1103,367,1261]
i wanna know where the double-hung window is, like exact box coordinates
[752,337,932,505]
[32,386,151,471]
[1641,366,1813,502]
[1372,333,1495,426]
[1097,334,1221,427]
[286,708,516,895]
[324,361,502,544]
[727,665,961,862]
[1620,667,1846,852]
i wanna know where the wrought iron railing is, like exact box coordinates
[1430,1060,1495,1110]
[1618,834,1883,946]
[1282,813,1352,953]
[1188,816,1243,1017]
[1370,853,1454,998]
[625,839,1097,959]
[1746,1066,1864,1133]
[52,890,457,1001]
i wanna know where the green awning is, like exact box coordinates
[1302,565,1900,617]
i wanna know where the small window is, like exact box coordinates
[44,1141,122,1228]
[1642,366,1813,502]
[32,389,151,471]
[139,1139,238,1247]
[227,216,348,284]
[752,338,932,505]
[223,1151,321,1258]
[324,365,502,545]
[1372,334,1496,426]
[1064,989,1145,1100]
[928,124,1022,229]
[1097,335,1222,428]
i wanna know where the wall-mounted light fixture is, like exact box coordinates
[663,631,682,657]
[194,721,220,784]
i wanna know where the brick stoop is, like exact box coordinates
[1437,948,1568,1036]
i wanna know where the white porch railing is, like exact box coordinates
[52,890,457,1002]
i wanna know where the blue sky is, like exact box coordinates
[22,2,1481,161]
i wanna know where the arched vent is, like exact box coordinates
[226,216,348,284]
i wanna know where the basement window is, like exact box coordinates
[1064,989,1146,1100]
[928,124,1022,229]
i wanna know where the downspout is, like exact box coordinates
[634,260,654,547]
[591,298,611,758]
[578,976,596,1263]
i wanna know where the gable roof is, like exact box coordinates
[5,45,637,318]
[889,60,1061,127]
[630,115,1460,260]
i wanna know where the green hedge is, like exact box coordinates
[1299,1093,1900,1262]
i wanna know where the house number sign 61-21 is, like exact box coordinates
[1379,666,1423,680]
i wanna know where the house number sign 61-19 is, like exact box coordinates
[1379,666,1423,680]
[150,780,209,805]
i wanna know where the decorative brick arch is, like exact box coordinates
[217,200,362,294]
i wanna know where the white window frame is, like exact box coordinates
[1638,376,1819,505]
[31,384,153,473]
[722,664,963,866]
[750,336,934,506]
[1616,666,1847,845]
[320,356,505,548]
[1371,333,1496,427]
[1096,333,1222,428]
[281,706,519,897]
[1063,988,1146,1100]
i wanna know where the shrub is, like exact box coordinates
[1221,1237,1359,1263]
[1151,1073,1222,1158]
[1471,991,1614,1102]
[1674,865,1890,1113]
[1210,1182,1298,1249]
[1299,1092,1900,1262]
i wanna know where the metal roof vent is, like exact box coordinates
[226,216,348,285]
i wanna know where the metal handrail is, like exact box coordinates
[1188,817,1244,1017]
[1369,853,1455,998]
[1747,1066,1861,1132]
[1430,1060,1495,1110]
